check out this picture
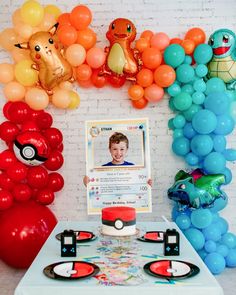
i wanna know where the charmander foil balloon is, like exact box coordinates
[15,23,73,94]
[101,18,142,81]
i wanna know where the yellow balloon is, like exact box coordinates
[20,0,44,27]
[44,5,61,19]
[14,59,38,86]
[68,91,80,109]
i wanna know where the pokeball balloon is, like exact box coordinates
[13,131,50,166]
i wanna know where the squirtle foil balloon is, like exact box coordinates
[208,28,236,90]
[15,24,73,94]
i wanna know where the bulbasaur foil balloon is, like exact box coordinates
[168,169,226,210]
[207,28,236,90]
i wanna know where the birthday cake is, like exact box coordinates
[101,206,136,236]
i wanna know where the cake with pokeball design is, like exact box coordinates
[101,206,136,236]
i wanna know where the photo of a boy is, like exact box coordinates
[102,132,134,166]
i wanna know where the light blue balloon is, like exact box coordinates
[176,64,195,83]
[221,233,236,249]
[204,252,225,274]
[223,149,236,161]
[215,217,229,235]
[225,249,236,267]
[194,44,213,64]
[173,92,192,111]
[204,240,217,253]
[198,249,208,260]
[183,104,202,121]
[202,224,222,241]
[204,92,229,115]
[190,209,213,229]
[183,123,197,139]
[195,64,208,78]
[222,167,232,184]
[173,115,186,129]
[205,78,226,95]
[192,91,205,105]
[193,79,206,92]
[192,109,217,134]
[164,44,185,68]
[229,101,236,122]
[181,84,194,95]
[214,114,234,135]
[176,214,191,230]
[210,195,228,213]
[171,205,181,220]
[184,228,205,250]
[173,128,184,139]
[216,244,229,257]
[185,152,199,166]
[172,137,190,156]
[167,83,181,96]
[190,134,213,156]
[212,135,226,152]
[203,152,226,174]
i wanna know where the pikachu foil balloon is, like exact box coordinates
[15,24,73,94]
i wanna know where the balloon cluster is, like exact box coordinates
[0,0,80,109]
[0,101,64,210]
[170,169,236,274]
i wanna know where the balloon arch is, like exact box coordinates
[0,1,236,273]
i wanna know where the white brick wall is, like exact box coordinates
[0,0,236,232]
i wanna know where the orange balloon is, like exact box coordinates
[142,47,162,70]
[131,97,148,109]
[3,81,26,102]
[135,38,150,53]
[0,28,18,51]
[154,65,176,88]
[77,28,97,50]
[185,27,206,46]
[11,47,31,62]
[57,13,71,27]
[77,79,92,88]
[76,64,92,81]
[69,5,92,30]
[136,68,153,87]
[0,63,14,83]
[58,25,78,46]
[170,38,182,45]
[144,84,164,103]
[128,84,144,101]
[140,30,154,42]
[181,39,195,54]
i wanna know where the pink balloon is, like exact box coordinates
[151,32,170,51]
[86,47,106,69]
[144,84,164,103]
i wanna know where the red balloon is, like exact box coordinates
[3,101,13,120]
[107,74,126,88]
[7,101,32,124]
[0,150,17,170]
[57,142,64,152]
[30,110,45,120]
[36,188,55,205]
[47,172,64,192]
[0,201,57,268]
[27,166,48,189]
[0,172,15,191]
[43,128,63,149]
[36,112,53,130]
[0,121,20,142]
[12,183,32,202]
[21,120,40,132]
[44,150,64,171]
[0,190,13,210]
[6,162,28,182]
[91,69,107,88]
[131,97,148,109]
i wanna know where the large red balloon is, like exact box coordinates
[0,201,57,268]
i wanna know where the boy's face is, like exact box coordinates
[109,141,128,164]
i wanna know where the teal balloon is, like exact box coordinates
[221,233,236,249]
[173,128,184,139]
[212,135,226,152]
[225,249,236,267]
[204,92,229,115]
[222,167,232,184]
[195,64,208,77]
[193,44,213,64]
[184,228,205,250]
[183,123,197,139]
[223,149,236,161]
[210,195,228,213]
[169,97,177,111]
[185,152,199,166]
[167,83,181,96]
[168,118,174,130]
[202,224,222,241]
[172,137,190,156]
[193,79,206,92]
[173,115,186,128]
[205,78,226,95]
[214,114,234,135]
[190,209,213,229]
[175,214,191,230]
[183,104,202,121]
[190,134,213,156]
[173,92,192,111]
[204,240,217,253]
[203,152,226,174]
[229,101,236,121]
[184,55,192,64]
[176,64,195,83]
[164,44,185,68]
[181,84,194,95]
[192,109,217,134]
[216,244,229,257]
[204,253,225,274]
[192,91,205,105]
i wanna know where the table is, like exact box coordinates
[14,221,224,295]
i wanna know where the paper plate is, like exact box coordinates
[56,231,97,243]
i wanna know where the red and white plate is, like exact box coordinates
[56,231,96,243]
